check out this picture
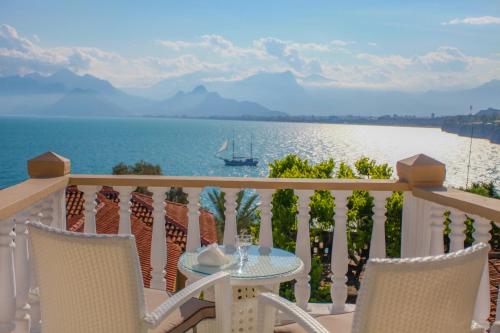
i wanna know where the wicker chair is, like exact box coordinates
[258,243,489,333]
[28,222,231,333]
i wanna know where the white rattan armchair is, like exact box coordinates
[258,243,489,333]
[28,222,232,333]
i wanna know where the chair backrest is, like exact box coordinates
[28,222,147,333]
[352,243,488,333]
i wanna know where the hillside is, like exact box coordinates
[148,85,286,118]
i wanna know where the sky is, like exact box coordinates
[0,0,499,91]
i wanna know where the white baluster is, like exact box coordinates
[449,208,466,252]
[369,191,391,259]
[116,186,133,234]
[185,188,202,252]
[150,188,167,290]
[52,189,67,230]
[401,192,429,258]
[223,188,239,250]
[0,218,16,333]
[40,196,54,227]
[14,211,31,333]
[28,208,41,333]
[294,190,313,310]
[29,202,43,228]
[472,215,492,329]
[331,190,350,313]
[429,203,445,256]
[257,189,273,249]
[80,186,98,234]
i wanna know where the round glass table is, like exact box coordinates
[178,245,304,333]
[178,245,303,285]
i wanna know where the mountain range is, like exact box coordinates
[0,69,499,118]
[133,70,500,117]
[0,70,280,118]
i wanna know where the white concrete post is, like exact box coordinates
[257,189,273,249]
[449,208,466,252]
[185,188,202,252]
[294,190,313,310]
[80,185,98,234]
[429,203,445,255]
[150,188,167,290]
[27,208,41,333]
[52,189,67,230]
[14,212,31,333]
[40,196,54,228]
[223,188,239,250]
[116,186,133,234]
[369,191,391,259]
[472,215,492,329]
[330,190,350,313]
[0,217,16,333]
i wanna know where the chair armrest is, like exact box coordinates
[143,271,231,333]
[257,292,329,333]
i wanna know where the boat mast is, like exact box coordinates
[232,130,235,160]
[250,135,253,159]
[466,105,473,189]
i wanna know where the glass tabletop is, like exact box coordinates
[178,245,303,280]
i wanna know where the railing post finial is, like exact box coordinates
[396,154,445,188]
[27,151,70,178]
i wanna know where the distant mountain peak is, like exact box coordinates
[192,85,208,94]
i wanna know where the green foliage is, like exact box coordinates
[267,154,402,302]
[463,181,499,199]
[112,160,162,176]
[112,160,163,195]
[268,155,335,253]
[354,156,392,179]
[336,162,355,179]
[111,161,187,203]
[455,181,499,251]
[166,187,188,204]
[204,189,260,243]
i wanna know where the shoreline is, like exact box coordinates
[1,114,498,144]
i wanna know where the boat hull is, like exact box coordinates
[223,158,258,166]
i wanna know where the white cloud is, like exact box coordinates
[156,39,193,51]
[253,37,324,75]
[442,16,500,25]
[416,46,469,71]
[368,42,377,47]
[1,24,500,90]
[158,34,263,58]
[357,53,413,69]
[331,40,355,47]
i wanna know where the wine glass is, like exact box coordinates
[236,232,252,262]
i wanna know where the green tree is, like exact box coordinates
[267,154,402,301]
[205,189,260,243]
[445,181,500,251]
[111,161,187,203]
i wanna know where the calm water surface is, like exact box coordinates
[0,116,498,189]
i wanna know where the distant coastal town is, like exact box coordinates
[189,107,500,144]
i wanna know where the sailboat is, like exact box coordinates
[216,135,258,166]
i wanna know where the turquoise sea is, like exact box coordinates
[0,116,498,189]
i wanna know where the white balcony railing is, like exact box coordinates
[0,152,499,333]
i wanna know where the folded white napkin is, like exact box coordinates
[197,243,229,267]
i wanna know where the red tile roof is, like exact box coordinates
[65,186,218,292]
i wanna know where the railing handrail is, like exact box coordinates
[68,174,410,191]
[1,174,498,223]
[0,176,69,220]
[413,186,500,222]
